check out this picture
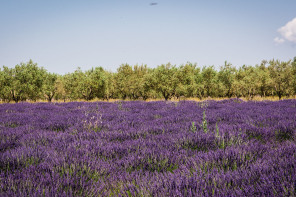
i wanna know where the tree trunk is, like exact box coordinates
[227,88,232,98]
[162,92,169,101]
[278,91,282,100]
[47,94,54,102]
[12,91,19,103]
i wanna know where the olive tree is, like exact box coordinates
[0,60,46,102]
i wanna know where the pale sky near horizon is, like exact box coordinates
[0,0,296,74]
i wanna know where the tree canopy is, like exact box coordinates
[1,58,296,102]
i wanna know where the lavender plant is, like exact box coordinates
[0,99,295,196]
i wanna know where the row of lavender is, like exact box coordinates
[0,99,295,196]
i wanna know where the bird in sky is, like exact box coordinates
[150,2,158,6]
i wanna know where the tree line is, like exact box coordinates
[1,58,296,103]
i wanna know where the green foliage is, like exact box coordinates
[54,76,67,101]
[150,63,179,100]
[1,57,296,102]
[274,129,294,142]
[218,61,236,98]
[0,60,46,102]
[0,66,12,102]
[190,122,197,133]
[256,61,273,97]
[63,67,106,101]
[43,72,58,102]
[291,57,296,95]
[175,62,198,98]
[201,66,217,97]
[215,122,220,137]
[114,64,134,99]
[241,66,258,99]
[201,110,208,133]
[268,59,294,99]
[114,64,149,100]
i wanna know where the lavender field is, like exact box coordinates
[0,99,296,196]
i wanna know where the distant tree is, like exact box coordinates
[103,71,116,100]
[89,67,107,99]
[43,72,58,102]
[54,75,67,102]
[151,63,178,101]
[201,66,217,98]
[241,65,258,100]
[1,58,296,103]
[78,69,95,100]
[255,61,272,97]
[63,67,106,101]
[0,66,13,102]
[268,59,293,99]
[192,66,204,99]
[114,64,134,99]
[175,62,197,99]
[232,67,246,98]
[115,64,149,100]
[218,61,236,98]
[0,60,46,102]
[132,65,150,100]
[292,57,296,95]
[143,70,157,100]
[63,69,81,100]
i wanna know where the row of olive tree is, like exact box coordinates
[1,58,296,102]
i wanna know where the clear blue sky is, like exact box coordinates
[1,0,296,74]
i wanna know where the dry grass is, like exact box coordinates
[1,96,296,104]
